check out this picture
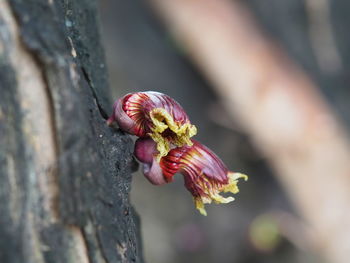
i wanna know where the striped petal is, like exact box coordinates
[134,138,247,216]
[108,92,197,160]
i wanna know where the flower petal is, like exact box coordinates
[134,138,167,185]
[161,140,248,215]
[109,92,197,160]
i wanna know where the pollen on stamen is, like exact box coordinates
[160,140,248,216]
[108,92,197,160]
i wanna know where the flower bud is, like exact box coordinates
[108,92,197,160]
[134,138,167,185]
[134,138,248,216]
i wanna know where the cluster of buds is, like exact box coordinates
[108,91,247,215]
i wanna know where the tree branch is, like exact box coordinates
[0,0,144,262]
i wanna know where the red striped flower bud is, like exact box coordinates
[134,138,248,216]
[108,92,197,160]
[134,137,168,185]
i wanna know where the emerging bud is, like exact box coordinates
[134,138,248,216]
[108,92,197,160]
[134,137,167,185]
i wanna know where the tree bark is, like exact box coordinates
[0,0,143,262]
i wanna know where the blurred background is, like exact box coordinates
[98,0,350,263]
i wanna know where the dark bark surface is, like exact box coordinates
[0,0,143,262]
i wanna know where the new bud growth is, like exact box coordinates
[134,138,248,216]
[108,92,197,160]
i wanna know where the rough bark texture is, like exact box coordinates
[0,0,143,262]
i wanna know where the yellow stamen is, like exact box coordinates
[194,197,209,216]
[211,194,235,204]
[223,172,248,194]
[149,132,170,162]
[193,172,248,215]
[149,108,197,160]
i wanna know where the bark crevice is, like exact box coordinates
[0,0,143,262]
